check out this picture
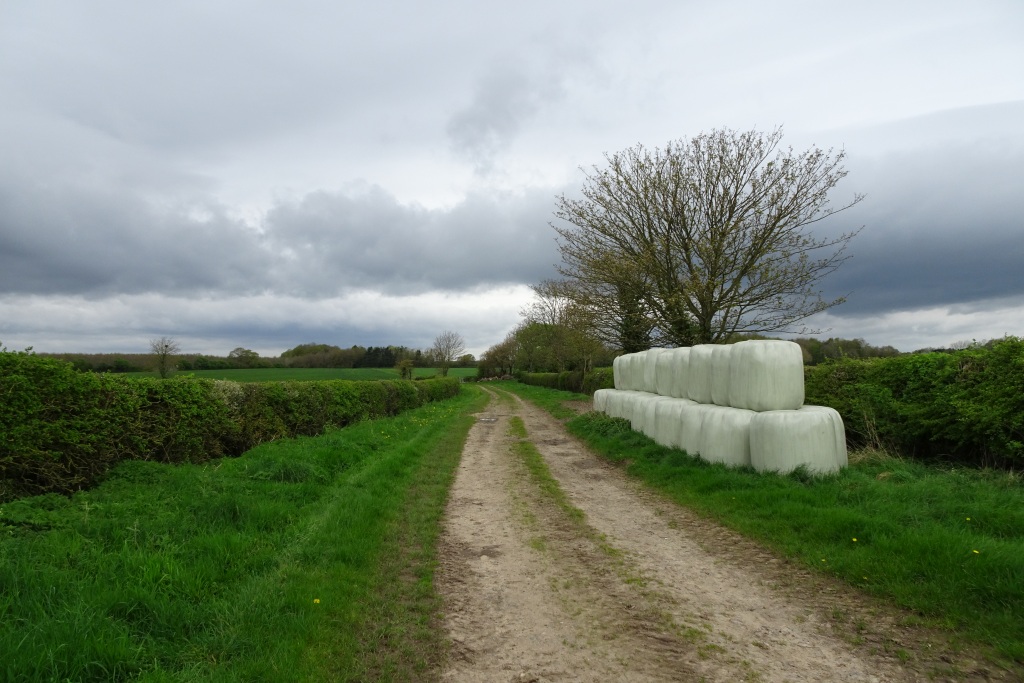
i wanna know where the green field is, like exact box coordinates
[128,367,478,381]
[0,386,486,681]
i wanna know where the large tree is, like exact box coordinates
[553,127,862,345]
[431,330,466,377]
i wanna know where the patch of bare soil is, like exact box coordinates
[436,390,1016,682]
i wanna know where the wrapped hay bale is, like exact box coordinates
[630,392,663,433]
[612,355,623,390]
[593,388,613,414]
[800,405,849,470]
[710,344,733,407]
[637,395,673,439]
[728,340,804,411]
[669,347,692,399]
[655,348,677,397]
[643,349,667,394]
[686,345,715,404]
[654,398,696,449]
[622,352,644,391]
[750,406,847,474]
[605,390,637,420]
[678,403,718,456]
[698,405,755,467]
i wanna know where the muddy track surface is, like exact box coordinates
[436,388,1015,683]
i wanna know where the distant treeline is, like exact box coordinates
[41,342,477,374]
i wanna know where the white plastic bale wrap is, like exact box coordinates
[678,403,718,456]
[593,388,613,414]
[616,354,631,390]
[654,349,677,397]
[800,405,849,470]
[622,353,642,391]
[643,349,667,393]
[686,345,715,404]
[612,355,623,390]
[630,393,664,434]
[698,405,755,467]
[728,340,805,411]
[603,390,624,418]
[637,395,673,439]
[669,347,691,399]
[710,345,733,406]
[605,390,640,420]
[653,398,695,448]
[749,406,847,474]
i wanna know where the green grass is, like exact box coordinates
[492,380,590,419]
[499,382,1024,665]
[127,367,479,382]
[0,386,487,682]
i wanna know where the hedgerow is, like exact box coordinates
[0,350,460,501]
[805,337,1024,467]
[518,368,615,395]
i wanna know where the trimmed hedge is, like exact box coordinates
[805,337,1024,467]
[1,351,460,502]
[518,367,614,395]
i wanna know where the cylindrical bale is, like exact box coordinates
[669,347,692,398]
[638,395,673,439]
[643,349,667,394]
[686,345,715,404]
[800,405,849,470]
[710,345,733,406]
[593,388,613,414]
[750,407,847,474]
[612,355,623,390]
[698,405,755,467]
[678,403,717,456]
[654,398,696,448]
[654,348,677,397]
[604,390,625,419]
[728,340,805,411]
[622,353,643,391]
[606,390,641,420]
[630,393,664,433]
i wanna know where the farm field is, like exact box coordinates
[127,366,478,381]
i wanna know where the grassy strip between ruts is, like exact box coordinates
[497,381,1024,667]
[0,385,487,682]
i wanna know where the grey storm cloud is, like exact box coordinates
[262,185,561,295]
[0,173,563,299]
[2,0,1023,355]
[816,102,1024,315]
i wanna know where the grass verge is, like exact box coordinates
[499,382,1024,666]
[0,386,486,682]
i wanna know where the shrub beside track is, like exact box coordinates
[0,350,459,502]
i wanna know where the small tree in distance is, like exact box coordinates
[395,359,415,380]
[150,336,181,378]
[431,330,466,377]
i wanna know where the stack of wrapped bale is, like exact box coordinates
[593,340,847,474]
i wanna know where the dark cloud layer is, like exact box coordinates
[2,1,1022,354]
[0,177,562,298]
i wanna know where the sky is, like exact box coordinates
[1,0,1022,358]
